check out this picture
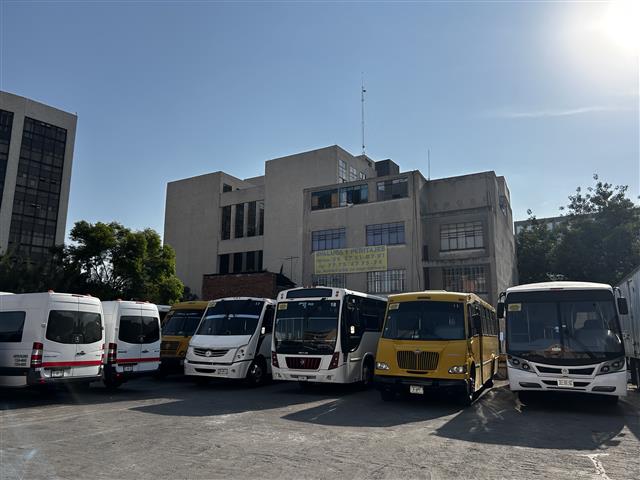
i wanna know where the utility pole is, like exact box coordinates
[361,74,366,156]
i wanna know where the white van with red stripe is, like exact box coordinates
[101,300,161,388]
[0,292,104,388]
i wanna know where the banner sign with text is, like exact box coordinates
[314,245,387,275]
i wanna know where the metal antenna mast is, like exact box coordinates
[361,74,366,156]
[428,148,431,180]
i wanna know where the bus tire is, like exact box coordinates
[246,358,267,387]
[360,358,374,389]
[459,371,476,406]
[380,389,395,402]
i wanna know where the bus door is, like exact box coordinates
[342,296,364,382]
[468,304,484,388]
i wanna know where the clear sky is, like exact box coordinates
[1,1,638,239]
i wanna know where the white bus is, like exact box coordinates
[0,292,104,388]
[271,287,387,387]
[185,297,276,386]
[498,281,628,402]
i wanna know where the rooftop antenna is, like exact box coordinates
[428,148,431,180]
[361,73,366,156]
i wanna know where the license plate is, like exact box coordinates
[410,385,424,395]
[297,376,308,381]
[217,368,228,375]
[557,379,574,387]
[51,369,64,378]
[124,365,133,372]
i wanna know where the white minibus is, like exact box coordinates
[185,297,276,385]
[101,300,161,388]
[271,287,387,387]
[0,292,104,388]
[498,281,628,403]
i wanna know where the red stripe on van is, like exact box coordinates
[42,360,102,368]
[117,357,160,364]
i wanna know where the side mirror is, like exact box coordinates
[472,314,482,335]
[617,298,629,315]
[497,302,505,319]
[261,326,266,335]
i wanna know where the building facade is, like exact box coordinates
[0,91,77,260]
[164,145,517,302]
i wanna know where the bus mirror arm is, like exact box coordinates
[497,302,505,319]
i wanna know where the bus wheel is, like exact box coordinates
[459,373,476,406]
[246,359,266,387]
[360,359,374,389]
[380,389,395,402]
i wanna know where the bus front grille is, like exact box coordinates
[397,351,439,371]
[194,348,229,357]
[285,357,321,370]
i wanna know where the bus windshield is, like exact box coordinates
[382,301,465,340]
[162,309,204,336]
[506,290,624,365]
[196,300,264,336]
[274,299,340,354]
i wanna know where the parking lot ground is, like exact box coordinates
[1,377,639,480]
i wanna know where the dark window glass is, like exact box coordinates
[312,228,346,251]
[274,299,340,354]
[262,306,275,333]
[247,201,257,237]
[219,254,230,274]
[0,109,14,210]
[141,316,160,343]
[0,311,26,342]
[118,316,159,344]
[440,222,484,251]
[221,206,231,240]
[46,310,102,344]
[366,222,405,246]
[339,184,368,206]
[258,250,263,270]
[197,300,264,336]
[246,251,256,271]
[367,270,406,294]
[235,203,244,238]
[222,183,232,193]
[377,177,408,201]
[383,301,465,340]
[162,309,204,336]
[311,189,339,210]
[258,202,265,235]
[233,252,243,272]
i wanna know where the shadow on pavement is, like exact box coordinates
[434,387,633,450]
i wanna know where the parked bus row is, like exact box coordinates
[0,280,633,406]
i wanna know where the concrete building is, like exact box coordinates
[0,91,77,260]
[164,145,517,302]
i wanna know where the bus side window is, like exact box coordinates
[262,306,274,334]
[361,298,382,332]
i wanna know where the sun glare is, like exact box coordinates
[602,0,640,53]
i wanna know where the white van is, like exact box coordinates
[0,292,104,388]
[101,300,161,388]
[185,297,276,385]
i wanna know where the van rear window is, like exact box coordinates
[0,311,26,342]
[119,316,160,344]
[46,311,102,344]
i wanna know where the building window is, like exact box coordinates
[8,117,67,260]
[222,183,232,193]
[312,228,346,251]
[257,250,263,271]
[247,201,257,237]
[234,203,244,238]
[0,109,14,210]
[339,184,368,206]
[233,252,243,272]
[246,251,256,271]
[367,269,406,294]
[258,201,264,235]
[349,166,357,182]
[221,206,231,240]
[338,159,347,183]
[366,222,405,246]
[443,265,487,294]
[440,222,483,251]
[377,177,408,201]
[359,171,366,180]
[219,254,230,274]
[312,274,346,288]
[312,184,368,211]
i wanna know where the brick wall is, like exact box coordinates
[201,272,280,300]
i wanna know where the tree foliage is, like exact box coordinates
[517,175,640,286]
[0,221,184,304]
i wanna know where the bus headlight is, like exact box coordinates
[598,358,625,375]
[376,362,390,370]
[235,345,248,361]
[448,365,467,374]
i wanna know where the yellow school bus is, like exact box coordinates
[159,301,209,375]
[374,290,499,405]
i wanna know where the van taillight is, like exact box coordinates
[271,351,279,368]
[328,351,340,370]
[107,343,117,365]
[30,342,43,368]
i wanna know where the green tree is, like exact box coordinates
[516,211,560,284]
[67,221,184,304]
